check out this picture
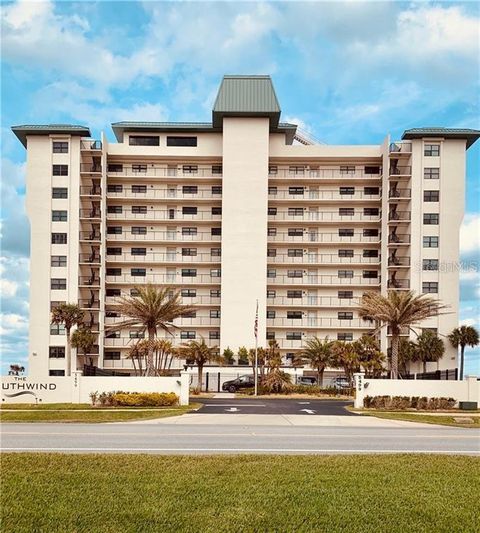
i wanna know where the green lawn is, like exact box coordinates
[354,410,480,428]
[2,454,479,533]
[0,404,200,423]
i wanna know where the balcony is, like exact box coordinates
[268,168,382,179]
[389,166,411,176]
[267,253,380,265]
[268,211,381,223]
[107,210,221,222]
[388,189,411,199]
[80,186,102,196]
[107,188,222,200]
[389,142,412,154]
[79,231,101,242]
[78,276,101,287]
[107,166,222,178]
[106,231,221,243]
[267,317,373,329]
[268,233,381,244]
[387,256,410,267]
[269,190,381,201]
[80,163,102,174]
[79,299,100,310]
[267,296,361,308]
[79,253,101,264]
[80,208,101,219]
[81,140,102,151]
[106,273,221,285]
[387,279,410,289]
[388,211,411,221]
[388,233,410,244]
[106,252,220,264]
[267,274,380,286]
[104,315,220,327]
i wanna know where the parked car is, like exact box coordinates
[331,376,352,390]
[222,375,255,393]
[297,376,317,386]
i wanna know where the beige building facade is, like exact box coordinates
[13,76,479,377]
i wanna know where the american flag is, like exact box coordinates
[254,300,258,340]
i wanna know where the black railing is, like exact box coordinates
[79,231,101,241]
[79,209,101,218]
[389,166,411,175]
[387,279,410,289]
[79,299,100,309]
[388,211,411,221]
[388,256,410,266]
[80,186,102,195]
[389,189,411,198]
[79,276,101,286]
[79,253,101,263]
[388,234,411,244]
[80,163,102,173]
[403,369,458,380]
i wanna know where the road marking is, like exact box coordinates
[300,409,317,415]
[298,402,310,405]
[1,447,479,455]
[225,408,240,412]
[200,404,266,407]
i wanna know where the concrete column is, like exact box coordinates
[179,371,190,406]
[71,370,82,403]
[353,372,366,408]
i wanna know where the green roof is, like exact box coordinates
[12,124,90,147]
[212,75,281,128]
[402,128,480,149]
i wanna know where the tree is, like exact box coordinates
[222,347,235,365]
[51,303,84,375]
[248,347,266,377]
[265,340,282,371]
[412,330,445,373]
[332,341,360,384]
[353,335,385,378]
[448,326,479,380]
[109,285,195,376]
[397,338,417,376]
[358,290,447,379]
[300,337,334,386]
[238,346,249,366]
[178,338,222,392]
[71,328,96,369]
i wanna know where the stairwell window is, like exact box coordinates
[423,259,439,271]
[52,187,68,199]
[52,141,68,153]
[422,282,439,294]
[52,164,68,176]
[424,191,440,202]
[424,144,440,156]
[129,136,159,146]
[424,213,439,225]
[50,324,65,335]
[51,256,67,267]
[51,278,66,290]
[424,168,439,179]
[423,236,439,248]
[51,233,67,244]
[49,347,65,358]
[52,210,67,221]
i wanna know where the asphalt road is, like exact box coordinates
[2,422,479,455]
[195,398,356,415]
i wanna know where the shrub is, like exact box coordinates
[362,395,458,411]
[92,392,178,407]
[262,370,293,393]
[390,396,410,410]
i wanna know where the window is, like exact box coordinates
[209,331,220,340]
[182,269,197,277]
[287,270,303,278]
[363,249,379,258]
[339,208,354,216]
[182,227,197,235]
[210,310,220,319]
[183,186,198,194]
[422,282,438,294]
[423,259,439,271]
[365,166,380,174]
[340,165,355,174]
[107,247,122,255]
[51,233,67,244]
[338,270,354,278]
[108,184,123,193]
[424,144,440,156]
[338,290,353,299]
[338,312,353,320]
[52,141,68,153]
[129,136,159,146]
[132,164,147,173]
[289,187,304,195]
[212,207,222,215]
[50,301,66,311]
[108,206,122,214]
[267,269,276,278]
[49,346,65,358]
[267,249,277,257]
[286,332,302,341]
[108,164,123,173]
[211,228,221,236]
[337,333,353,341]
[287,311,302,319]
[181,331,196,340]
[268,186,277,195]
[424,190,440,202]
[268,207,277,215]
[130,289,140,297]
[182,248,197,256]
[182,207,197,215]
[132,185,147,193]
[52,164,68,176]
[338,249,354,258]
[210,269,221,278]
[183,165,198,174]
[52,187,68,199]
[268,228,277,236]
[211,289,221,298]
[106,268,122,276]
[167,136,197,147]
[340,187,355,195]
[106,289,121,297]
[423,236,439,248]
[131,247,146,255]
[339,229,354,237]
[104,352,121,360]
[181,289,197,298]
[212,186,222,195]
[131,226,147,235]
[132,206,147,214]
[363,208,379,216]
[289,166,305,175]
[211,248,221,257]
[49,370,65,376]
[269,165,278,175]
[131,268,146,277]
[363,229,379,237]
[424,213,439,225]
[130,331,145,339]
[267,290,276,298]
[288,249,303,257]
[212,165,222,175]
[50,323,65,335]
[424,167,439,179]
[266,332,276,340]
[364,187,379,195]
[288,228,303,237]
[267,310,276,319]
[287,290,302,298]
[107,227,122,235]
[289,208,304,216]
[51,256,67,267]
[363,270,378,279]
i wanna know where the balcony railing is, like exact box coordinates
[267,275,380,286]
[79,208,101,219]
[267,254,380,265]
[107,210,221,222]
[268,169,382,179]
[105,295,221,306]
[106,273,221,285]
[107,188,222,200]
[106,231,221,242]
[389,166,411,176]
[388,211,411,221]
[389,142,412,154]
[387,256,410,266]
[388,233,411,244]
[267,317,373,328]
[268,233,381,244]
[79,231,101,241]
[268,212,381,222]
[106,252,220,264]
[81,140,102,150]
[267,296,361,307]
[79,253,101,264]
[78,276,101,287]
[269,190,381,200]
[79,299,100,309]
[107,167,222,178]
[80,186,102,196]
[387,279,410,289]
[80,164,102,173]
[388,189,411,198]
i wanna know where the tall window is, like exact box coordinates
[52,141,68,153]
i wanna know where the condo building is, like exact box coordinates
[13,75,479,377]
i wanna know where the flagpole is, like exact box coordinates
[254,299,258,397]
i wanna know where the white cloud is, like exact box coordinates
[0,279,18,298]
[460,214,480,255]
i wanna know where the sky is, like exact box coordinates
[1,0,479,375]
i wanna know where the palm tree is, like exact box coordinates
[397,338,417,376]
[358,290,448,379]
[413,330,445,373]
[178,338,221,392]
[353,335,385,378]
[332,341,360,384]
[109,285,195,376]
[448,326,480,380]
[51,303,84,375]
[300,337,334,386]
[71,328,96,369]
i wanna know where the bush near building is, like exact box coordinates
[90,391,178,407]
[363,395,456,410]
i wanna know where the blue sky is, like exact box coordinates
[1,0,479,375]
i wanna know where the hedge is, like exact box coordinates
[363,395,456,410]
[91,391,179,407]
